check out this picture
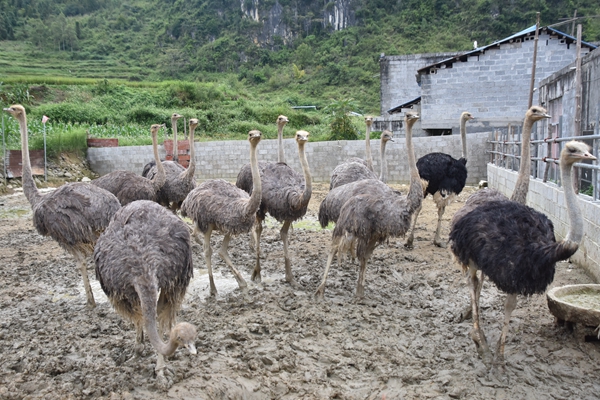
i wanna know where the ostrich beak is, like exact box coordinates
[542,113,551,119]
[3,107,11,112]
[186,342,197,355]
[389,138,395,142]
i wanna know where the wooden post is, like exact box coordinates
[528,12,540,109]
[571,9,577,36]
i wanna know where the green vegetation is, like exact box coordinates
[1,0,598,157]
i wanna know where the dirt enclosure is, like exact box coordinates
[0,182,599,400]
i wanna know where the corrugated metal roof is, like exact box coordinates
[417,25,597,75]
[387,96,421,114]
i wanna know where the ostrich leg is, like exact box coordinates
[355,241,376,298]
[74,250,96,309]
[468,265,492,365]
[315,242,338,299]
[280,220,297,286]
[202,226,218,297]
[493,293,518,369]
[433,203,447,248]
[404,204,422,249]
[251,216,264,282]
[218,234,248,291]
[458,272,485,322]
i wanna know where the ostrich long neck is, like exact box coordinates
[460,117,468,160]
[511,116,535,204]
[245,142,261,217]
[405,120,423,215]
[561,160,583,244]
[17,113,41,207]
[137,284,179,356]
[379,139,388,183]
[297,141,312,207]
[172,118,179,163]
[151,130,166,191]
[365,124,373,172]
[277,124,285,163]
[182,125,196,181]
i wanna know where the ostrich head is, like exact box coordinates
[150,123,164,136]
[171,113,183,121]
[381,130,394,143]
[295,130,309,143]
[461,111,475,122]
[189,118,199,130]
[526,106,551,122]
[170,322,197,355]
[365,116,373,126]
[248,129,262,144]
[277,115,289,127]
[405,111,420,127]
[3,104,26,120]
[561,141,597,165]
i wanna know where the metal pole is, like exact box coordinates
[528,12,540,109]
[43,122,47,182]
[573,24,583,192]
[2,115,5,185]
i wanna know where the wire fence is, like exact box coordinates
[487,112,600,201]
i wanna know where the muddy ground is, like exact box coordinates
[0,181,599,400]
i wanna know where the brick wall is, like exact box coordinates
[419,32,591,130]
[488,164,600,282]
[87,132,491,184]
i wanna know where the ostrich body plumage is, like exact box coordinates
[3,104,121,309]
[329,161,378,190]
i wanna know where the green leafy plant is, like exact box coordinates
[324,98,361,141]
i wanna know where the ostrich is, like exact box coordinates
[452,106,551,323]
[449,141,596,369]
[94,200,197,385]
[92,124,166,206]
[181,130,263,296]
[329,116,378,190]
[275,114,289,163]
[404,111,474,249]
[142,113,183,177]
[145,118,199,212]
[239,130,312,285]
[378,130,394,183]
[3,104,121,309]
[315,111,422,298]
[319,129,395,261]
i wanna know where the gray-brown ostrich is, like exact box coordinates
[449,141,596,370]
[93,124,166,206]
[145,118,199,212]
[181,130,262,296]
[452,106,551,323]
[94,200,196,386]
[316,111,422,298]
[246,131,312,285]
[405,111,474,249]
[378,130,394,183]
[142,112,183,177]
[329,116,378,190]
[3,104,121,309]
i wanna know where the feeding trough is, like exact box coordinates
[547,284,600,340]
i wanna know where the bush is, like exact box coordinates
[33,102,110,124]
[126,106,170,125]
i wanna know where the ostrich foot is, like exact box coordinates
[433,239,447,248]
[314,285,325,300]
[155,368,173,390]
[251,270,262,283]
[134,343,145,356]
[404,236,414,250]
[470,328,492,367]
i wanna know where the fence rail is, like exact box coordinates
[487,111,600,201]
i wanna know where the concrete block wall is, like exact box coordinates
[488,164,600,282]
[379,52,457,116]
[420,32,591,131]
[87,132,491,185]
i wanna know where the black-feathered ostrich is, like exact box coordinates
[3,104,121,309]
[329,116,378,190]
[93,124,166,206]
[236,130,312,285]
[145,118,199,212]
[142,112,183,177]
[315,111,422,298]
[405,111,474,249]
[181,130,263,296]
[452,106,552,324]
[94,200,197,386]
[450,140,595,370]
